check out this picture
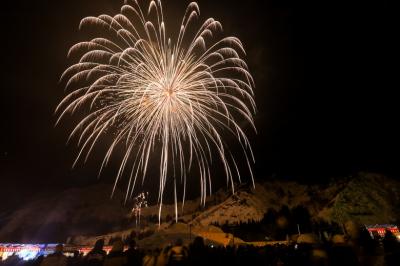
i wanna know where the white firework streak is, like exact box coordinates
[56,0,256,223]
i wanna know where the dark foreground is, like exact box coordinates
[1,231,400,266]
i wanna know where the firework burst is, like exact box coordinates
[57,0,256,222]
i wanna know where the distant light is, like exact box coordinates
[17,249,39,261]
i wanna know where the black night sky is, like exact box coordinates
[0,0,397,211]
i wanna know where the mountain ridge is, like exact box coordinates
[1,172,399,243]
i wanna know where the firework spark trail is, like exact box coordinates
[57,0,256,223]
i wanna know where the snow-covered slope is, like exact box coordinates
[2,172,400,243]
[318,172,400,224]
[162,172,400,226]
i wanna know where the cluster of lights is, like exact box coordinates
[0,243,115,261]
[0,244,57,261]
[365,224,400,239]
